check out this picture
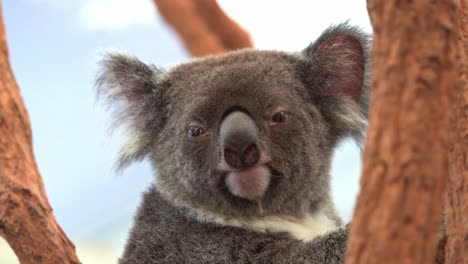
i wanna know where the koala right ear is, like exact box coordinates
[96,52,168,170]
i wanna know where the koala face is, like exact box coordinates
[97,24,370,220]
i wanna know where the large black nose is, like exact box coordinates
[220,111,260,170]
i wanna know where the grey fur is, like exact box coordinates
[97,23,370,263]
[120,185,348,264]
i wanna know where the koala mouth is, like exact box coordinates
[224,164,271,201]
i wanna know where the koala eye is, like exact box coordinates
[187,122,208,140]
[271,109,288,124]
[188,126,205,137]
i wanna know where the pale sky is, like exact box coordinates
[1,0,371,262]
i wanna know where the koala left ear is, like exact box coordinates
[300,23,371,144]
[96,52,169,170]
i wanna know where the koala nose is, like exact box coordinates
[220,111,260,170]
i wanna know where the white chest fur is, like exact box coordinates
[196,209,339,242]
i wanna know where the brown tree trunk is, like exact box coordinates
[444,0,468,263]
[0,3,80,264]
[153,0,252,57]
[345,1,459,264]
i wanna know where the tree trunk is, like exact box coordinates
[345,1,459,263]
[444,0,468,263]
[153,0,252,57]
[0,3,80,264]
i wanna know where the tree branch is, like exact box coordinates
[191,0,252,50]
[0,3,80,263]
[153,0,252,57]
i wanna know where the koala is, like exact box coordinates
[97,23,370,264]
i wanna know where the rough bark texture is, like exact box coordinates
[444,0,468,263]
[0,3,80,264]
[345,1,459,264]
[153,0,252,57]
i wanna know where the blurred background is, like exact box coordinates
[0,0,371,263]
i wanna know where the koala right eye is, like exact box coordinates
[188,126,204,137]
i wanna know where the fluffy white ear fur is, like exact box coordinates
[96,52,167,170]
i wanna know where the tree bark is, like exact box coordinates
[153,0,252,57]
[0,3,80,264]
[345,1,459,264]
[444,0,468,263]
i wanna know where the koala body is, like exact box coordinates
[98,23,370,264]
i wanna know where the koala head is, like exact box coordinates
[97,23,370,221]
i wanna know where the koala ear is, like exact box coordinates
[301,23,371,144]
[96,52,168,170]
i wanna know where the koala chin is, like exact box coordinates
[97,23,370,264]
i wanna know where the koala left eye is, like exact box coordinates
[271,109,288,124]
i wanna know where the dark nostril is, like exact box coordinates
[243,144,260,168]
[224,148,244,169]
[223,143,260,170]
